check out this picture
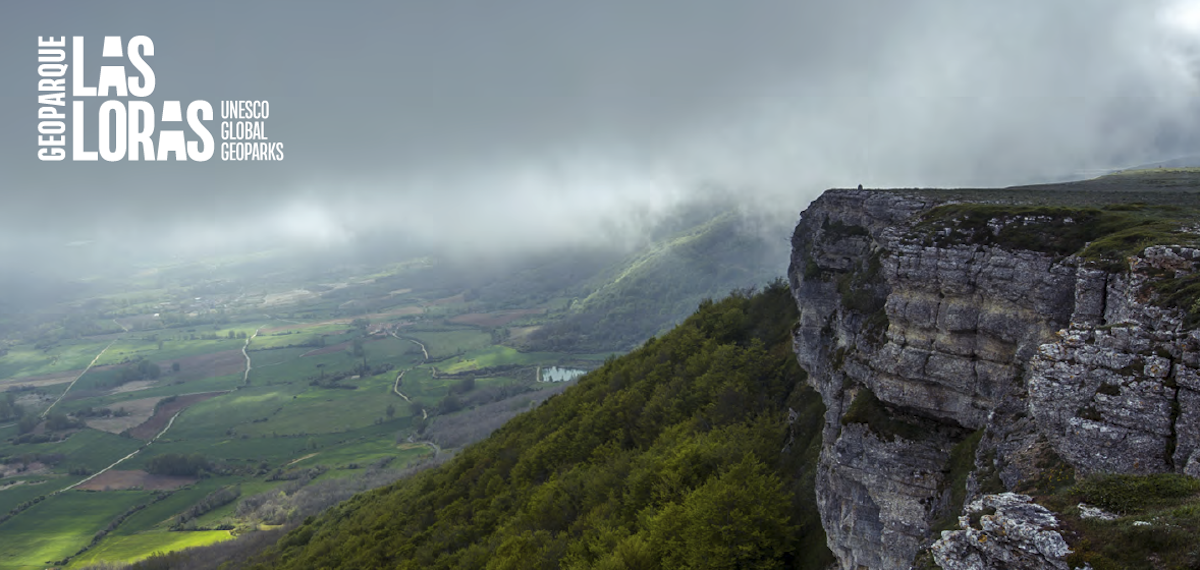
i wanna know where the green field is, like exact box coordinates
[0,339,115,383]
[12,429,143,474]
[0,210,767,566]
[68,530,233,568]
[405,329,492,359]
[0,289,579,567]
[0,491,148,569]
[94,336,247,367]
[438,345,558,374]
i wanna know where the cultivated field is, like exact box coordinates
[0,236,621,567]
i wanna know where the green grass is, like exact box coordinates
[94,336,246,367]
[246,332,326,351]
[129,419,414,471]
[230,379,404,438]
[1039,473,1200,570]
[406,329,492,359]
[61,373,242,413]
[0,490,149,568]
[11,429,143,475]
[111,479,231,535]
[0,339,115,382]
[392,367,449,404]
[285,439,431,471]
[1062,473,1200,515]
[67,530,233,568]
[0,477,63,515]
[916,203,1184,259]
[437,345,556,374]
[242,346,310,367]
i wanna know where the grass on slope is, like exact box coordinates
[528,211,787,353]
[0,490,148,569]
[1036,473,1200,570]
[69,531,233,568]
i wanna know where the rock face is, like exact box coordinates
[1028,246,1200,477]
[788,190,1200,569]
[931,493,1072,570]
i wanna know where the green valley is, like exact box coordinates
[0,205,784,569]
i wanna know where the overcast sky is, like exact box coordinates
[3,0,1200,268]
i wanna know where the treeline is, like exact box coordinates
[114,358,162,385]
[172,485,241,530]
[11,410,86,445]
[146,453,210,477]
[243,281,834,569]
[308,361,394,389]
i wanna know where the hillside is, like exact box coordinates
[19,171,1200,569]
[128,282,834,569]
[83,172,1200,570]
[526,210,787,352]
[0,201,789,568]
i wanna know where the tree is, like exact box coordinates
[172,362,181,373]
[44,411,82,431]
[385,403,396,418]
[17,415,38,435]
[451,377,476,395]
[648,454,797,569]
[438,394,462,414]
[146,453,210,476]
[0,394,19,422]
[136,359,162,380]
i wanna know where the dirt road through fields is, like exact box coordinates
[59,408,185,493]
[390,331,428,360]
[389,331,429,420]
[41,337,121,418]
[242,327,260,384]
[393,369,411,402]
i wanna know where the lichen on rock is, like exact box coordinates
[930,493,1072,570]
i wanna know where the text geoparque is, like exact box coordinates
[35,35,283,162]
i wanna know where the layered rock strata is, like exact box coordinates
[789,190,1199,569]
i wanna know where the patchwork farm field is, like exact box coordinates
[0,201,776,567]
[0,256,599,568]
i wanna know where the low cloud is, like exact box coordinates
[2,0,1199,268]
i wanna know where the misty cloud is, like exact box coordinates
[2,0,1200,264]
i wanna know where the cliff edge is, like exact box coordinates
[788,180,1200,569]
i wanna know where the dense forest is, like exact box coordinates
[210,280,832,569]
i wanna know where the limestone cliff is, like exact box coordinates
[788,188,1200,569]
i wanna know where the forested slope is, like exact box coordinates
[525,210,788,352]
[248,281,833,569]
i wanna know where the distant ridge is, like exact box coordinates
[1117,153,1200,171]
